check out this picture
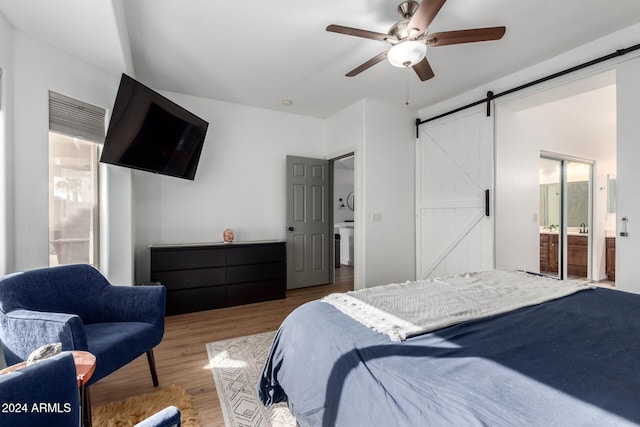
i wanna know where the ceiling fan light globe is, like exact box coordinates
[387,41,427,68]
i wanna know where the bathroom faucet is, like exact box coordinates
[580,223,587,234]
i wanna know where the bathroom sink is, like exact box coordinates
[335,222,354,229]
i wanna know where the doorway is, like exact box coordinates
[495,70,616,282]
[539,155,593,281]
[332,154,355,281]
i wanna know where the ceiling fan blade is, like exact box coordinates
[412,58,435,81]
[426,26,506,46]
[406,0,447,37]
[346,51,389,77]
[326,24,394,42]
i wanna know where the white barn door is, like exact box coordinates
[416,107,494,279]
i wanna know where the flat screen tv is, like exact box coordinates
[100,74,209,180]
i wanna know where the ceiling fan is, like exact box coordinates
[326,0,506,81]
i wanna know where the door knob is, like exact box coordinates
[286,226,294,232]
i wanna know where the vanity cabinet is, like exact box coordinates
[540,234,589,277]
[339,226,354,266]
[567,235,588,277]
[539,234,549,272]
[606,237,616,281]
[150,241,286,315]
[540,233,558,273]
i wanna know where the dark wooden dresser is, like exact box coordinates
[149,241,286,315]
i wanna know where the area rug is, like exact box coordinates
[92,384,199,426]
[206,331,296,427]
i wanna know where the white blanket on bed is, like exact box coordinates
[322,270,595,341]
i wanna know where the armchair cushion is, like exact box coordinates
[85,322,160,383]
[0,264,165,386]
[0,351,80,427]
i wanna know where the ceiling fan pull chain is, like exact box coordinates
[405,66,411,106]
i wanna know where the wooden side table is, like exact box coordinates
[0,350,96,427]
[73,351,97,427]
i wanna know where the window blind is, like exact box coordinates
[49,91,106,143]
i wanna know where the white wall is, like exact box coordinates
[100,165,135,285]
[0,12,13,276]
[7,31,133,283]
[133,92,327,283]
[616,55,640,293]
[494,108,540,273]
[326,100,363,159]
[327,99,416,289]
[362,99,416,287]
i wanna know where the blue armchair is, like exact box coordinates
[0,264,166,388]
[0,351,80,427]
[0,351,181,427]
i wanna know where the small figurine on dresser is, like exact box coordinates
[223,228,234,243]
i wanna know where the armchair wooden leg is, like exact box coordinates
[146,349,159,387]
[81,385,92,427]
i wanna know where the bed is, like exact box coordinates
[258,270,640,426]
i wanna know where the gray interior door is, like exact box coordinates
[286,155,331,289]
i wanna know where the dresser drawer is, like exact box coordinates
[226,280,286,306]
[226,243,285,265]
[153,268,225,291]
[226,262,285,284]
[151,247,225,271]
[166,286,225,315]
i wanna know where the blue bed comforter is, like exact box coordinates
[258,287,640,426]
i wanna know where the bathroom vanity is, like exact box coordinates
[606,236,616,281]
[335,222,354,266]
[567,234,588,277]
[539,231,588,277]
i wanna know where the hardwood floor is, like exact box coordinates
[90,266,354,426]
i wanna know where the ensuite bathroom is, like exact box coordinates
[333,155,354,268]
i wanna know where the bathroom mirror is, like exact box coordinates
[539,181,588,227]
[539,183,560,227]
[346,192,354,211]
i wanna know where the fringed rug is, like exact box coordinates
[206,331,296,427]
[92,385,199,426]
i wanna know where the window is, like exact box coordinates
[48,92,105,268]
[48,133,100,266]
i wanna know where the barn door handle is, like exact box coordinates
[485,189,490,217]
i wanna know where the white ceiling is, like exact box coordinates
[1,0,640,118]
